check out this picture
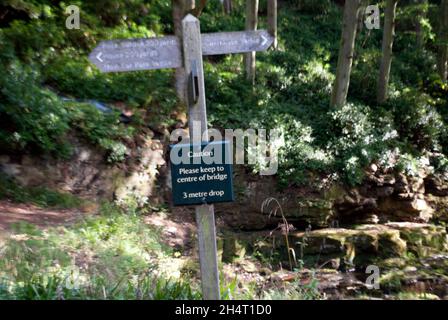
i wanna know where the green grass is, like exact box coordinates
[0,203,201,300]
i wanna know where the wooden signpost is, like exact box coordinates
[89,14,274,300]
[89,30,273,73]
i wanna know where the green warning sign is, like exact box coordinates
[170,141,234,206]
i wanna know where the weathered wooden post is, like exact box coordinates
[181,14,221,300]
[172,0,195,102]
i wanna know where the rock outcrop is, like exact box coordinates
[216,165,448,230]
[335,170,437,224]
[0,133,165,206]
[219,223,448,269]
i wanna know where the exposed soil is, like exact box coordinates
[0,200,86,233]
[144,207,197,252]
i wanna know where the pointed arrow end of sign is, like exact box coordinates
[261,35,268,47]
[258,31,274,50]
[96,52,103,62]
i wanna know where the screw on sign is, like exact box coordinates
[88,14,274,300]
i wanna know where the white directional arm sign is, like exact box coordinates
[201,30,273,55]
[89,30,274,73]
[88,36,182,73]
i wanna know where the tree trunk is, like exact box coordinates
[268,0,277,49]
[244,0,259,85]
[377,0,398,104]
[357,0,369,33]
[416,0,427,49]
[438,0,448,81]
[223,0,233,14]
[330,0,362,107]
[192,0,208,17]
[172,0,195,103]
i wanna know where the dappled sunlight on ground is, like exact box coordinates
[0,200,85,232]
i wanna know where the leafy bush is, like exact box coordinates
[327,103,397,185]
[66,102,133,162]
[0,1,177,161]
[349,49,381,103]
[426,77,448,153]
[275,114,334,187]
[389,90,446,152]
[396,153,429,177]
[0,59,134,161]
[392,49,437,87]
[0,60,72,156]
[430,153,448,174]
[292,0,333,14]
[2,19,66,63]
[44,55,172,107]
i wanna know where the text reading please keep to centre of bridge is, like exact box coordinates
[170,141,234,206]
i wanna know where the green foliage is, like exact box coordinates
[427,77,448,154]
[275,114,333,186]
[430,153,448,174]
[0,57,134,161]
[292,0,334,14]
[0,0,176,161]
[67,102,133,162]
[396,1,436,46]
[0,203,201,300]
[3,19,66,63]
[261,278,324,300]
[1,0,447,187]
[328,103,400,185]
[388,89,446,152]
[0,60,72,156]
[350,49,381,103]
[396,153,427,177]
[63,0,170,35]
[44,54,173,107]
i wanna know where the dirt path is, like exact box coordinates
[0,199,198,252]
[0,200,86,234]
[144,207,198,252]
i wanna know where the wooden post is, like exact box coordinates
[267,0,277,49]
[182,14,221,300]
[244,0,259,85]
[172,0,195,102]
